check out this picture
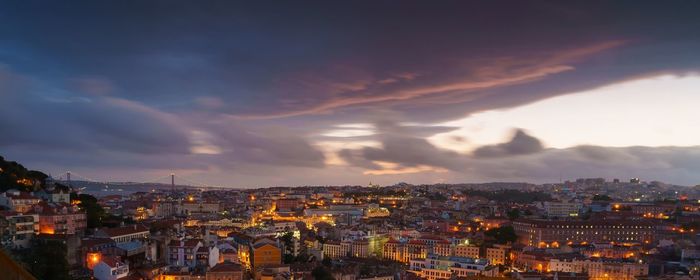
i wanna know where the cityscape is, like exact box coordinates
[2,1,700,280]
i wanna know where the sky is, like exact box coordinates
[1,1,700,187]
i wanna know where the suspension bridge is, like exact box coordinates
[49,170,224,190]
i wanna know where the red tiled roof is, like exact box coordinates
[27,201,82,215]
[101,256,123,268]
[253,242,279,249]
[208,262,243,272]
[4,191,39,200]
[99,224,149,237]
[81,238,115,248]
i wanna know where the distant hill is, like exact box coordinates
[0,155,49,192]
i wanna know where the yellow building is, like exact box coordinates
[253,243,281,268]
[486,245,510,265]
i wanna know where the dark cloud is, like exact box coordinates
[1,2,700,186]
[339,118,468,171]
[339,120,700,185]
[1,1,699,122]
[0,66,326,177]
[204,119,326,168]
[473,129,544,158]
[0,67,191,155]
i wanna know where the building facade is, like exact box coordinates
[513,219,655,247]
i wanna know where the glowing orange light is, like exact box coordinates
[40,226,55,234]
[87,252,101,269]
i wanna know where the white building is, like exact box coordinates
[409,254,497,280]
[0,190,42,213]
[544,201,582,218]
[93,256,129,280]
[168,239,203,268]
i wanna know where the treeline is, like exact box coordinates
[342,189,407,198]
[463,189,553,203]
[0,156,49,192]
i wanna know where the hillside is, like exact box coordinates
[0,156,48,192]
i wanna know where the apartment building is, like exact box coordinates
[409,255,496,280]
[455,244,480,258]
[0,210,39,248]
[0,190,41,213]
[512,219,654,247]
[168,239,204,268]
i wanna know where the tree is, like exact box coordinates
[485,226,518,244]
[506,208,520,220]
[312,266,335,280]
[592,194,612,201]
[0,156,48,192]
[279,231,297,264]
[21,239,71,280]
[76,193,107,228]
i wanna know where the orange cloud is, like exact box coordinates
[235,41,625,120]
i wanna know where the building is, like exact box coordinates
[34,186,71,204]
[168,239,204,268]
[512,219,654,247]
[252,242,281,268]
[323,239,370,259]
[323,240,346,259]
[196,246,220,268]
[275,199,300,212]
[152,201,176,218]
[218,245,239,264]
[206,262,244,280]
[544,202,582,218]
[180,201,221,215]
[455,244,480,258]
[30,202,86,235]
[94,224,150,243]
[364,204,391,218]
[485,244,510,265]
[349,239,370,258]
[548,257,648,280]
[0,190,41,213]
[0,210,39,248]
[383,239,429,263]
[92,256,129,280]
[81,238,118,269]
[579,243,642,259]
[409,254,496,280]
[630,203,676,217]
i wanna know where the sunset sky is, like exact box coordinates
[2,1,700,187]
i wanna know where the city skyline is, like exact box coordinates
[2,1,700,187]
